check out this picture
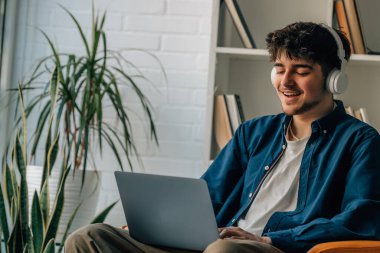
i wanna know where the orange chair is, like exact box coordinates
[308,241,380,253]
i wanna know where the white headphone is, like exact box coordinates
[270,24,348,95]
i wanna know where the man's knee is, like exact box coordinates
[204,239,240,253]
[65,223,110,250]
[204,239,281,253]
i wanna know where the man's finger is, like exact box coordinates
[219,228,242,239]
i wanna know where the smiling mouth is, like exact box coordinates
[282,91,301,97]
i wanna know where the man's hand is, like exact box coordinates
[218,227,272,244]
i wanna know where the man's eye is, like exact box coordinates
[297,72,310,76]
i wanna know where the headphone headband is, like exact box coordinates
[321,24,347,71]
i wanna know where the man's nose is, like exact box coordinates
[280,71,295,86]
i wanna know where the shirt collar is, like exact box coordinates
[281,100,346,135]
[312,100,346,133]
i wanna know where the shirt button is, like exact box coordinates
[264,166,270,171]
[282,145,286,149]
[323,130,327,134]
[249,193,253,198]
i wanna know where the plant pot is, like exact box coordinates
[27,165,100,242]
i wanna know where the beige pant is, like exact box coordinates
[64,223,284,253]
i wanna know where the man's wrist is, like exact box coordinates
[262,236,272,244]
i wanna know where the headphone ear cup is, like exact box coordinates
[271,68,276,86]
[334,72,348,94]
[326,69,348,94]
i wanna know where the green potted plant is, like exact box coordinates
[0,88,116,253]
[18,5,158,183]
[1,4,161,250]
[19,5,159,233]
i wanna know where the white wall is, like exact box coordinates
[13,0,213,225]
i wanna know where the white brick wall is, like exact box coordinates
[13,0,213,226]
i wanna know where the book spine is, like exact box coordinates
[213,95,233,150]
[235,94,245,123]
[335,0,354,53]
[223,0,255,48]
[225,94,239,133]
[359,107,369,123]
[343,0,366,54]
[354,108,363,121]
[223,94,234,134]
[344,106,354,116]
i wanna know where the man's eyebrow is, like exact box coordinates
[273,63,314,70]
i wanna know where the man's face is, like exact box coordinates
[272,53,331,117]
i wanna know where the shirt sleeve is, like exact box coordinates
[267,129,380,253]
[201,124,249,215]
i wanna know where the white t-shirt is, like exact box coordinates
[237,135,309,235]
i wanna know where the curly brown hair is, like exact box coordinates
[266,22,351,77]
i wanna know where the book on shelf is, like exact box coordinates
[213,94,245,150]
[345,106,354,116]
[359,107,369,123]
[345,105,369,124]
[235,94,245,123]
[213,95,233,150]
[223,0,256,49]
[354,108,363,121]
[225,94,245,132]
[355,0,380,55]
[335,0,354,53]
[343,0,366,54]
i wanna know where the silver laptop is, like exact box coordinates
[114,171,220,251]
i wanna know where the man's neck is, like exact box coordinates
[288,118,312,141]
[289,100,335,140]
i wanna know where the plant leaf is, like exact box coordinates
[8,207,24,253]
[31,191,44,253]
[57,202,82,253]
[42,165,70,249]
[5,163,15,202]
[114,67,158,144]
[41,130,52,190]
[59,4,90,57]
[90,200,118,224]
[26,227,35,253]
[0,181,9,242]
[42,238,55,253]
[80,125,90,188]
[15,135,26,178]
[47,134,60,175]
[38,29,63,80]
[19,172,29,250]
[39,179,50,226]
[30,101,51,157]
[15,135,29,245]
[100,127,125,170]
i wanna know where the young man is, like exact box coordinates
[65,22,380,253]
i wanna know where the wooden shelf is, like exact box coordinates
[216,47,269,61]
[216,47,380,66]
[350,54,380,66]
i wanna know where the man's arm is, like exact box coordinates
[266,131,380,252]
[202,124,248,215]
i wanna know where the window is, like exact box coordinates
[0,0,6,79]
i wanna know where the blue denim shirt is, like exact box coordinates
[202,100,380,252]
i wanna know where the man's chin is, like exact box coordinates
[281,101,319,116]
[281,105,299,116]
[282,106,308,116]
